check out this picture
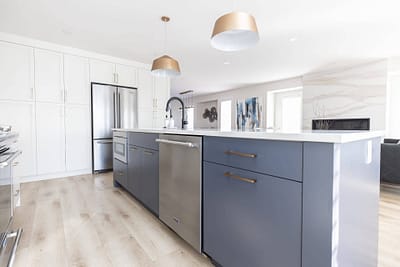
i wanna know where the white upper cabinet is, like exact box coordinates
[115,64,137,87]
[64,54,90,105]
[65,105,91,171]
[138,68,154,109]
[35,49,64,103]
[89,59,115,84]
[90,59,138,87]
[0,42,34,101]
[36,102,66,175]
[0,101,36,178]
[154,76,170,110]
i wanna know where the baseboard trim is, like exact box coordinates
[20,169,92,183]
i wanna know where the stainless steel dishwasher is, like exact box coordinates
[156,134,202,252]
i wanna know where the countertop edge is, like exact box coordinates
[112,128,384,144]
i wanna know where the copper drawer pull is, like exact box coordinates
[224,150,257,158]
[224,172,257,184]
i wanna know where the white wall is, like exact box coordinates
[302,60,388,130]
[192,77,302,129]
[386,58,400,137]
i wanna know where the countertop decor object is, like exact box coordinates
[151,16,181,77]
[211,11,259,51]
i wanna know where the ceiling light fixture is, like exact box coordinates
[151,16,181,77]
[211,11,259,52]
[289,37,297,42]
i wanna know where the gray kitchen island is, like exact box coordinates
[113,128,383,267]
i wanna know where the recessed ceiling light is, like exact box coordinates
[223,61,231,65]
[289,37,297,42]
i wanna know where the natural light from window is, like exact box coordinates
[220,100,232,131]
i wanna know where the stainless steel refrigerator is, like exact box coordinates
[91,83,137,172]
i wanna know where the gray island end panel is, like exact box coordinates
[303,138,380,267]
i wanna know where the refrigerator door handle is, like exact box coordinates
[118,92,121,128]
[113,91,116,128]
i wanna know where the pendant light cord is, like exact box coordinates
[164,20,167,54]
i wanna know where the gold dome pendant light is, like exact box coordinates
[211,11,259,52]
[151,16,181,77]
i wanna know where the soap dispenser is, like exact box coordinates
[169,112,175,128]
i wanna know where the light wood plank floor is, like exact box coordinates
[11,173,400,267]
[378,183,400,267]
[12,173,213,267]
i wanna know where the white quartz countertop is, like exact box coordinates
[112,128,383,143]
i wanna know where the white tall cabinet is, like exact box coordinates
[65,105,91,172]
[34,49,64,103]
[0,101,36,177]
[0,42,34,101]
[0,38,169,182]
[137,69,170,128]
[36,103,66,174]
[64,54,90,105]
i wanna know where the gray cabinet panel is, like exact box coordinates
[127,145,141,198]
[127,142,159,215]
[203,161,302,267]
[140,148,159,215]
[128,132,159,150]
[204,136,303,181]
[113,158,127,187]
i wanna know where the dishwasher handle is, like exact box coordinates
[156,138,198,148]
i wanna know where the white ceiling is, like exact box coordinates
[1,0,400,95]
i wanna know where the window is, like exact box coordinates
[267,88,303,132]
[220,100,232,131]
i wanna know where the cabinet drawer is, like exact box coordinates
[128,132,159,150]
[113,159,127,187]
[204,136,303,181]
[203,161,302,267]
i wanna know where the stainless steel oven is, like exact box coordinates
[113,132,128,164]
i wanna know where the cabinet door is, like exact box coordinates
[65,105,91,171]
[0,101,36,177]
[203,162,302,267]
[0,42,34,101]
[140,148,159,215]
[153,110,167,128]
[89,59,115,84]
[127,145,141,197]
[64,55,90,105]
[36,103,66,174]
[153,76,170,109]
[116,64,137,87]
[137,69,154,109]
[114,159,128,188]
[35,49,64,103]
[138,108,154,128]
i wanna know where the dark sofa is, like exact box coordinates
[381,139,400,184]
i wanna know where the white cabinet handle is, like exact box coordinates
[116,73,119,84]
[30,88,34,100]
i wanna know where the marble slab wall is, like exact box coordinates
[302,60,388,130]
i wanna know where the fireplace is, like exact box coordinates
[312,118,370,130]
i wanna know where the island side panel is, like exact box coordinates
[302,142,335,267]
[336,138,380,267]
